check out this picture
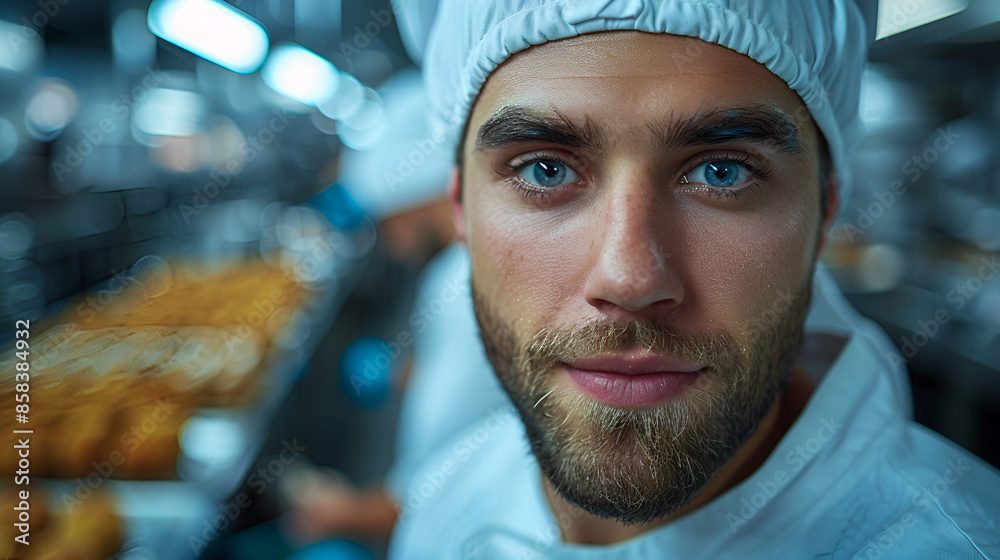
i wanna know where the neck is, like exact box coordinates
[543,365,815,545]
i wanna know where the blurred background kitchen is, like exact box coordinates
[0,0,997,558]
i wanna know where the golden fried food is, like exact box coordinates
[0,258,303,479]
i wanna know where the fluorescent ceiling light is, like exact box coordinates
[147,0,269,74]
[318,73,364,120]
[262,43,341,107]
[133,88,209,136]
[876,0,969,40]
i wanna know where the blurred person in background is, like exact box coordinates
[280,70,507,547]
[280,242,504,545]
[379,0,1000,558]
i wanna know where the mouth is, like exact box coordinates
[560,351,707,409]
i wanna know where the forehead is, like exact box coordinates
[469,31,814,144]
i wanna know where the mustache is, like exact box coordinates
[519,318,747,375]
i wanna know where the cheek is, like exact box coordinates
[680,194,816,334]
[465,185,590,330]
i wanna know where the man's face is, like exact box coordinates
[454,32,830,524]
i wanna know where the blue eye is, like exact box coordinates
[519,159,579,189]
[686,161,752,188]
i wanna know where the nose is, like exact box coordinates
[582,183,684,317]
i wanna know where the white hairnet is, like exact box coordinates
[408,0,874,201]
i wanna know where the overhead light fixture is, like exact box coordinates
[147,0,269,74]
[876,0,969,40]
[133,88,209,137]
[318,73,364,120]
[262,43,341,107]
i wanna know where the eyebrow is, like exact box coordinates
[475,106,608,152]
[474,105,801,154]
[650,106,802,154]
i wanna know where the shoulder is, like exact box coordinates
[890,423,1000,554]
[821,420,1000,559]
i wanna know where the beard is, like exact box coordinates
[471,276,812,525]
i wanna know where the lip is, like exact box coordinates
[562,352,706,408]
[568,353,703,375]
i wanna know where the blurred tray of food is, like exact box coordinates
[0,220,371,558]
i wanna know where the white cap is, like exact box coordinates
[407,0,874,201]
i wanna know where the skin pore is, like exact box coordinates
[449,31,838,545]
